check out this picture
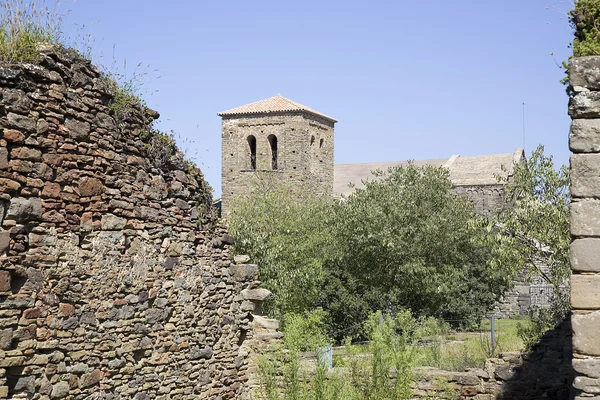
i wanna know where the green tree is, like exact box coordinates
[485,145,570,321]
[331,164,506,327]
[227,175,336,317]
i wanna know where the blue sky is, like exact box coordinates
[61,1,575,197]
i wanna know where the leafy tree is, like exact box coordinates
[227,175,336,317]
[331,164,507,327]
[485,145,570,322]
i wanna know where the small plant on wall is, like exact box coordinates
[570,0,600,56]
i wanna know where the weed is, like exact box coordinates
[0,0,68,63]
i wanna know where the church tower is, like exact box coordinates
[218,95,337,215]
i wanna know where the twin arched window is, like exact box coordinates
[247,135,278,170]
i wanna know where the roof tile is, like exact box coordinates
[218,94,337,123]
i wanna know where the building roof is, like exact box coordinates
[217,94,338,123]
[333,149,524,197]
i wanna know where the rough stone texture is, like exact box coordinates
[571,238,600,272]
[573,358,600,379]
[571,154,600,198]
[220,112,335,216]
[571,275,600,309]
[573,311,600,356]
[571,119,600,153]
[0,45,270,399]
[569,56,600,91]
[571,200,600,236]
[570,56,600,398]
[570,90,600,119]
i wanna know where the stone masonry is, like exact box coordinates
[219,95,336,216]
[569,55,600,400]
[0,44,273,399]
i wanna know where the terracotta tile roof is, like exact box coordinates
[218,94,337,123]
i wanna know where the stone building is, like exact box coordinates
[218,95,336,216]
[219,95,543,317]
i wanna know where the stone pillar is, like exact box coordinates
[569,56,600,399]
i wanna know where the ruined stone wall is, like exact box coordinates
[414,319,572,399]
[0,45,267,399]
[568,56,600,400]
[220,113,334,216]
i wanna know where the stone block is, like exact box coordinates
[572,239,600,272]
[241,288,273,302]
[572,200,600,237]
[79,177,104,197]
[0,270,10,292]
[574,376,600,394]
[0,147,7,169]
[570,90,600,119]
[229,264,259,282]
[572,275,600,309]
[65,118,90,140]
[572,154,600,197]
[6,197,42,221]
[101,214,126,230]
[573,311,600,356]
[570,57,600,91]
[0,231,9,254]
[573,358,600,378]
[571,119,600,153]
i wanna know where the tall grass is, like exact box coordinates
[257,310,435,400]
[0,0,68,63]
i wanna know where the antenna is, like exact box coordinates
[522,102,526,152]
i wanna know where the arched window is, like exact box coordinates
[247,135,256,170]
[310,135,315,146]
[319,138,324,148]
[268,135,278,170]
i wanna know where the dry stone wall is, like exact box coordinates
[0,45,267,399]
[569,56,600,400]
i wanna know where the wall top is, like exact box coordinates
[217,94,338,123]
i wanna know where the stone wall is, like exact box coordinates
[220,113,334,216]
[453,184,506,218]
[414,319,572,400]
[569,56,600,400]
[0,45,268,399]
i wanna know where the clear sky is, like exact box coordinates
[60,0,575,197]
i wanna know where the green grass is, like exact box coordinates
[415,318,524,371]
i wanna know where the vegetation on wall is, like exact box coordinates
[570,0,600,57]
[0,0,66,63]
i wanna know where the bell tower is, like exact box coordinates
[218,95,336,216]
